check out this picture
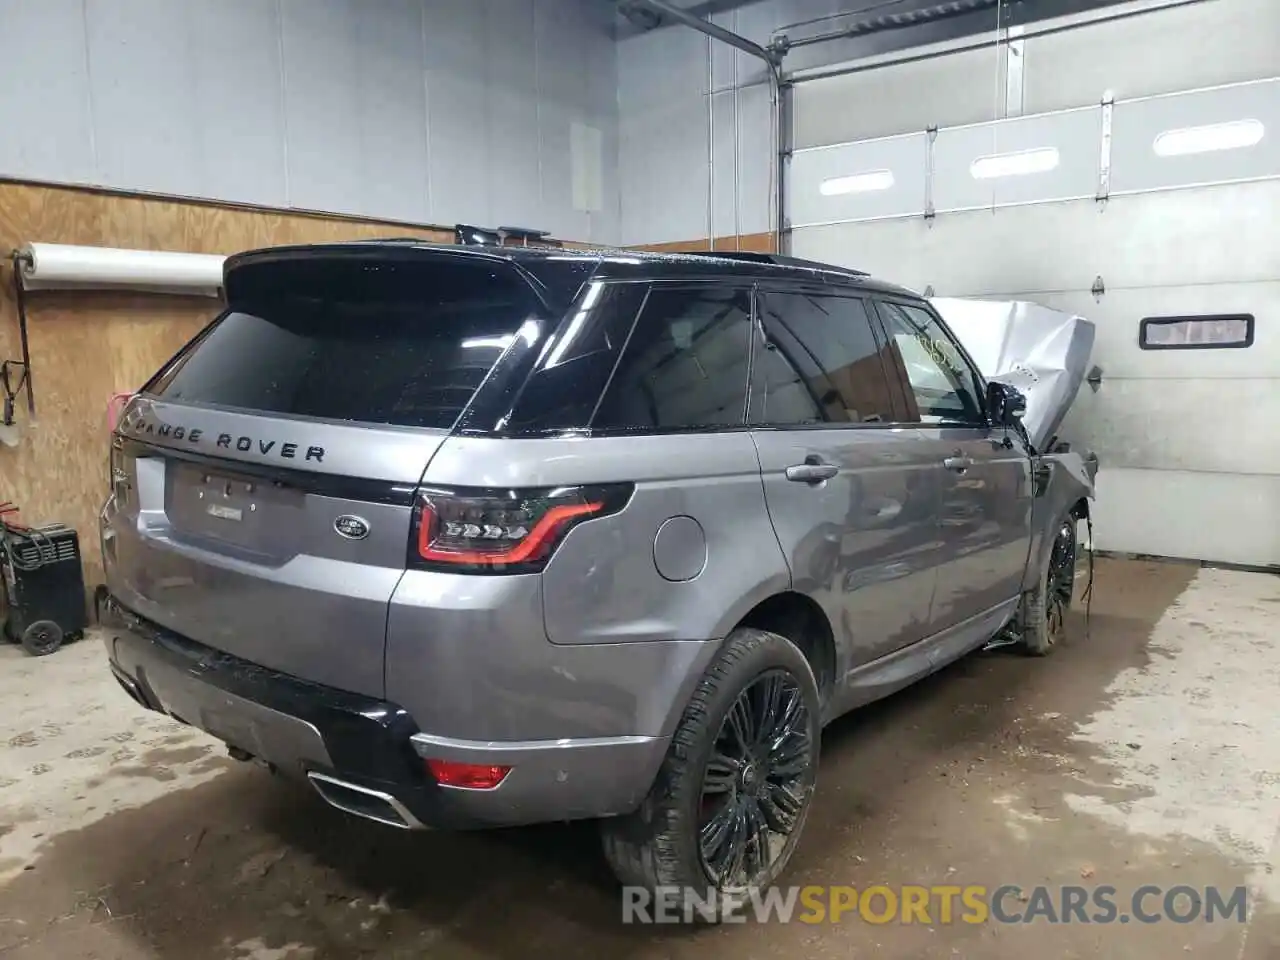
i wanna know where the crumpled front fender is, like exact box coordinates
[1021,449,1097,594]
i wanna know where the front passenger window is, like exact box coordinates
[877,302,984,425]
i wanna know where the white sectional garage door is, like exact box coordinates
[787,51,1280,567]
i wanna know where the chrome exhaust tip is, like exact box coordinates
[306,772,424,830]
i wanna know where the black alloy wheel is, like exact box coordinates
[1044,517,1077,645]
[697,668,816,892]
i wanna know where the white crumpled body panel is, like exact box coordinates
[929,297,1097,452]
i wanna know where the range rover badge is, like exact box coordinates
[334,515,370,540]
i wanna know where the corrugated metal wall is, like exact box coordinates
[0,0,619,243]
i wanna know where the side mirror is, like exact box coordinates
[987,381,1027,427]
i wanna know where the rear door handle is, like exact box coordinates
[785,462,839,484]
[943,456,973,473]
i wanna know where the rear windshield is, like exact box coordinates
[147,255,544,430]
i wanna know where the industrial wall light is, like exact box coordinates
[819,170,896,196]
[1152,119,1264,157]
[970,147,1061,180]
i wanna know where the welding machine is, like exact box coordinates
[1,514,88,657]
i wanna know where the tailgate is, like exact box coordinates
[105,409,442,699]
[102,248,554,698]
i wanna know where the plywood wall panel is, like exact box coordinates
[635,231,778,254]
[0,181,454,597]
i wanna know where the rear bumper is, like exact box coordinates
[100,597,668,829]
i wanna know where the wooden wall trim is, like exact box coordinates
[0,174,459,239]
[630,232,778,254]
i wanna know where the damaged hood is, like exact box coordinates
[929,297,1096,452]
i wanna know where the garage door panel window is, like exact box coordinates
[876,301,985,426]
[752,291,896,427]
[1139,314,1255,350]
[593,285,752,432]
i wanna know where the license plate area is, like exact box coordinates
[165,461,303,557]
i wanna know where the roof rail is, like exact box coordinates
[680,250,869,277]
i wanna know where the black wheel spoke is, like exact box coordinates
[718,805,749,887]
[759,782,804,834]
[755,675,784,745]
[702,752,739,795]
[700,798,738,867]
[725,698,755,754]
[768,735,811,777]
[766,688,803,748]
[768,751,810,780]
[743,800,772,881]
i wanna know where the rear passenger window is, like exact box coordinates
[504,282,646,433]
[592,286,752,432]
[753,291,895,425]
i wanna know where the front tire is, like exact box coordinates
[601,627,821,919]
[1021,513,1077,656]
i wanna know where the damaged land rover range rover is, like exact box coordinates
[99,242,1096,901]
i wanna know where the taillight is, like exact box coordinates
[410,484,632,574]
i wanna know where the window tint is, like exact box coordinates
[751,338,825,425]
[755,292,895,425]
[150,256,544,430]
[876,301,984,425]
[592,285,751,431]
[503,282,645,432]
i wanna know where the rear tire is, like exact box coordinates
[1021,514,1077,656]
[21,620,63,657]
[601,627,821,921]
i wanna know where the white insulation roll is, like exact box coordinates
[19,242,226,298]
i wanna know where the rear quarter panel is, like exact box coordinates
[422,433,791,645]
[383,433,791,742]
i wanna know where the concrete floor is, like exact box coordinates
[1,558,1279,959]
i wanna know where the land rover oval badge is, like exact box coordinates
[334,515,370,540]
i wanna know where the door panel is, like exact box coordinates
[872,298,1034,632]
[917,427,1035,629]
[749,287,943,682]
[751,428,943,674]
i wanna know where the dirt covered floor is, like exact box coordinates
[2,558,1279,959]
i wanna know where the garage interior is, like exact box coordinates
[1,0,1278,957]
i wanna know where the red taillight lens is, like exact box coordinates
[425,758,511,790]
[410,484,632,574]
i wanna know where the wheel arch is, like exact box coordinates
[733,591,837,708]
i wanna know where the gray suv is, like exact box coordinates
[99,242,1093,900]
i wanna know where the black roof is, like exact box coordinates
[223,239,921,302]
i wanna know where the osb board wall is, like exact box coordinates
[0,181,453,591]
[634,232,777,254]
